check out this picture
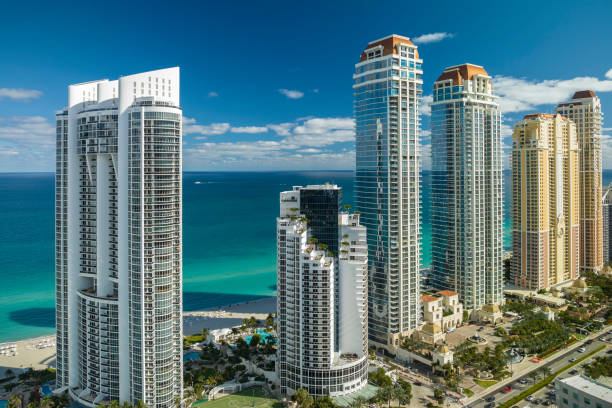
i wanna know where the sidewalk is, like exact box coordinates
[462,324,611,407]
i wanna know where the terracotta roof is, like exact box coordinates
[572,90,596,99]
[435,63,489,85]
[437,290,458,297]
[360,34,418,62]
[421,295,439,303]
[523,113,568,121]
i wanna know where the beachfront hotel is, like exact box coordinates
[429,64,504,311]
[556,91,604,273]
[55,68,183,407]
[354,34,423,349]
[511,113,579,290]
[276,185,368,397]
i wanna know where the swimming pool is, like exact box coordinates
[183,352,200,361]
[244,329,276,345]
[41,381,53,397]
[0,400,7,408]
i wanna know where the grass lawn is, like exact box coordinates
[462,388,474,397]
[474,379,498,388]
[193,386,281,408]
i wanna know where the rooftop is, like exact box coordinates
[421,295,439,303]
[523,113,568,121]
[437,290,458,297]
[435,63,489,84]
[572,90,597,99]
[557,375,612,402]
[360,34,418,62]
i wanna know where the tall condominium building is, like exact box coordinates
[354,34,423,349]
[511,113,579,289]
[556,91,604,273]
[55,68,183,407]
[604,183,612,265]
[277,185,368,398]
[430,64,504,311]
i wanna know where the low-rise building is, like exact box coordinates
[421,291,464,332]
[474,304,503,324]
[555,375,612,408]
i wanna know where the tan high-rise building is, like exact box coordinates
[511,113,580,290]
[556,91,603,273]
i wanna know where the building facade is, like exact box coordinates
[555,375,612,408]
[421,290,463,333]
[556,91,603,273]
[511,113,579,289]
[276,186,368,397]
[430,64,504,310]
[354,34,423,349]
[604,183,612,265]
[55,68,183,407]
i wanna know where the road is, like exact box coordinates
[467,336,610,408]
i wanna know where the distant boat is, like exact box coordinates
[194,181,201,184]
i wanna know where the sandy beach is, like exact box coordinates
[0,297,277,379]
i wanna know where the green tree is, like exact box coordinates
[265,313,274,328]
[108,401,121,408]
[349,396,367,408]
[134,400,146,408]
[397,378,412,404]
[201,328,209,341]
[433,388,444,404]
[375,386,394,408]
[313,396,335,408]
[39,397,53,408]
[194,382,205,399]
[293,388,309,406]
[249,333,262,347]
[7,394,22,408]
[122,401,133,408]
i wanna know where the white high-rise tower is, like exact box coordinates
[55,67,183,407]
[276,186,368,398]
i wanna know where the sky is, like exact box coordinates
[0,0,611,172]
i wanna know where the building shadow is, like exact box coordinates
[9,308,55,328]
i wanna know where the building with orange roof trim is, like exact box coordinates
[421,291,464,333]
[354,34,423,351]
[430,63,504,312]
[556,91,604,274]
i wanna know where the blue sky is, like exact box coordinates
[0,0,611,172]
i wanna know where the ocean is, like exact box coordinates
[0,170,610,343]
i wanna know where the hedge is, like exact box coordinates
[499,345,606,408]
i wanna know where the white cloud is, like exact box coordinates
[183,116,356,170]
[278,89,304,99]
[0,88,43,101]
[184,122,230,135]
[606,69,612,80]
[494,73,612,113]
[420,94,433,116]
[182,116,196,124]
[0,116,55,146]
[208,91,218,98]
[412,32,454,44]
[230,126,268,134]
[267,123,294,136]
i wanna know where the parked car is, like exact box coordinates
[503,386,512,393]
[478,327,485,331]
[485,403,495,408]
[569,358,577,362]
[586,339,593,345]
[519,378,529,384]
[578,347,586,353]
[569,369,578,375]
[527,396,535,402]
[486,396,495,402]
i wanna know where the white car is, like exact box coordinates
[577,347,586,353]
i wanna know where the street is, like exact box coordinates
[467,337,610,408]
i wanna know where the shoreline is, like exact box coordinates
[0,296,277,378]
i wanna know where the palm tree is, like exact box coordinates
[349,396,366,408]
[528,370,540,384]
[109,401,121,408]
[134,401,146,408]
[7,394,22,408]
[194,382,205,400]
[39,397,53,408]
[122,401,133,408]
[376,386,394,408]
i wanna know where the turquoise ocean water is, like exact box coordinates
[0,170,610,343]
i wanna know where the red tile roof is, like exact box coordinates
[435,63,489,84]
[421,295,439,302]
[360,34,418,62]
[572,90,596,99]
[437,290,458,297]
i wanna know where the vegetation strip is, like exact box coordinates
[498,345,606,408]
